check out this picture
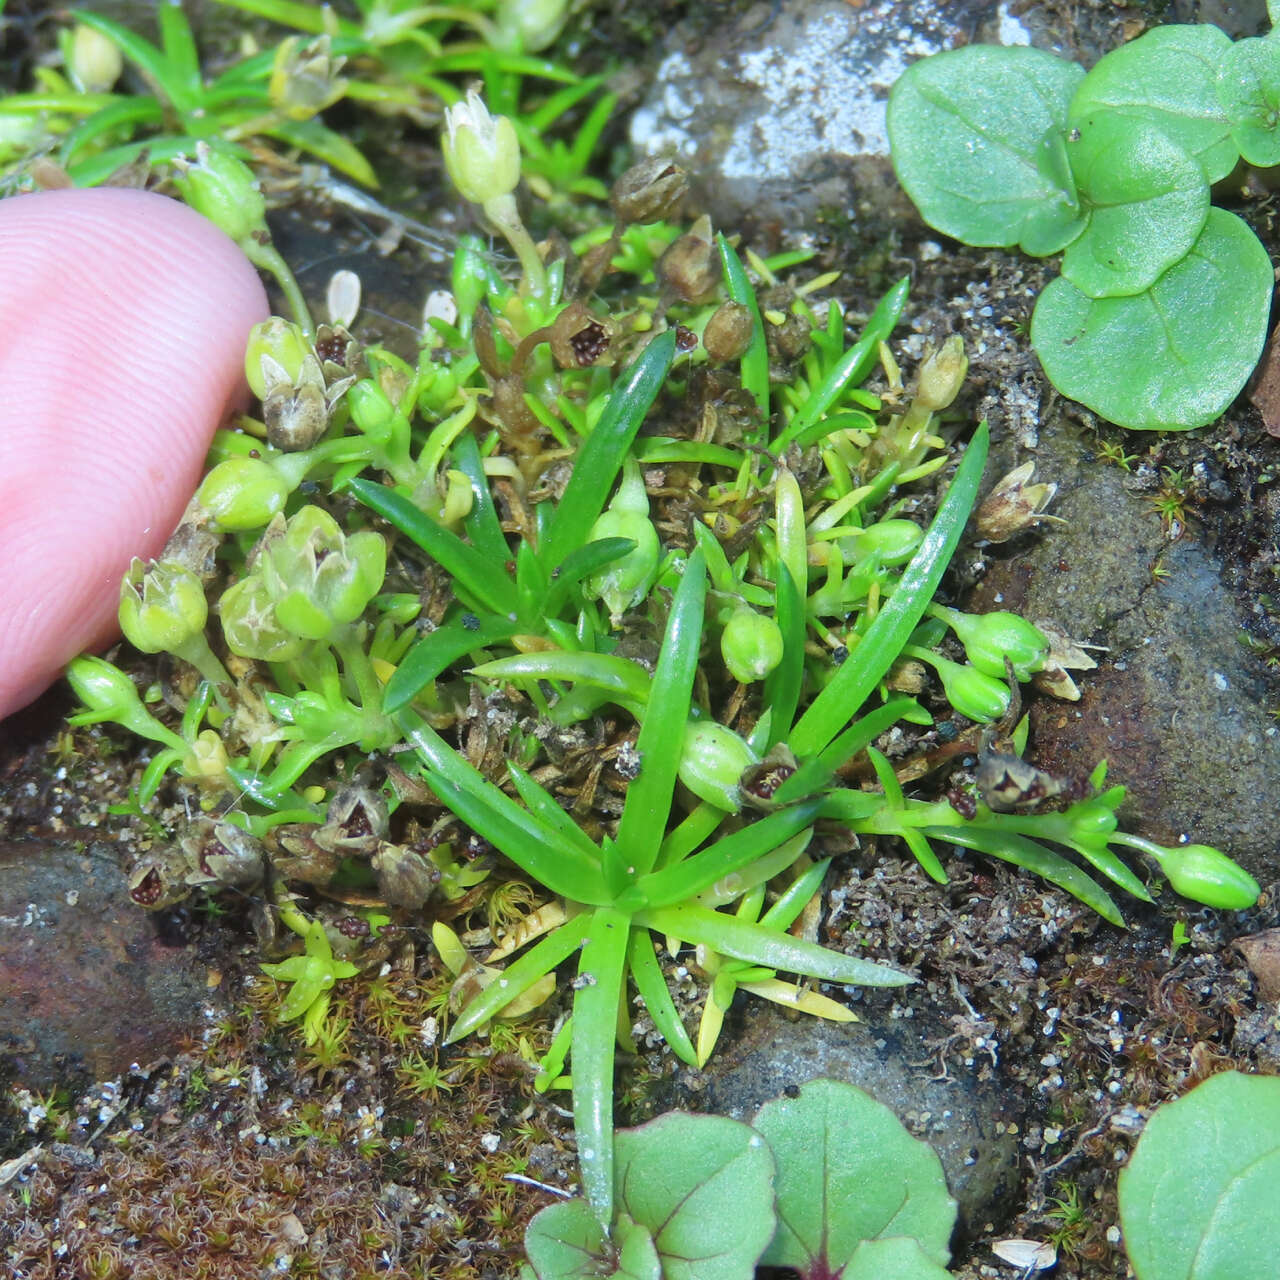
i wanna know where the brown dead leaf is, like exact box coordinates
[1247,320,1280,438]
[1235,928,1280,1002]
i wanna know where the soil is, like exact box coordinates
[3,2,1280,1279]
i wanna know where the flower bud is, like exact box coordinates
[171,142,268,247]
[261,506,387,639]
[610,156,689,225]
[721,607,784,683]
[442,87,521,206]
[703,301,755,363]
[119,558,209,654]
[68,23,123,93]
[65,655,186,750]
[931,606,1049,681]
[928,654,1011,723]
[496,0,569,52]
[245,318,312,400]
[678,721,760,811]
[372,842,440,910]
[584,460,660,626]
[853,518,924,567]
[196,457,290,531]
[1150,844,1260,911]
[914,335,967,412]
[657,215,718,304]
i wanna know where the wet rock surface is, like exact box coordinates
[0,839,213,1086]
[651,1000,1026,1235]
[630,0,1280,885]
[970,425,1280,885]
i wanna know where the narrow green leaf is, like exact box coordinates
[773,278,910,453]
[638,903,913,986]
[762,561,806,746]
[158,1,202,112]
[716,234,770,420]
[572,907,633,1226]
[615,551,707,877]
[635,802,821,910]
[790,422,989,758]
[507,762,603,863]
[471,651,652,706]
[383,616,520,714]
[627,930,697,1065]
[452,431,509,563]
[396,710,609,904]
[346,478,519,617]
[540,330,676,569]
[262,117,380,187]
[446,922,588,1045]
[927,825,1123,925]
[543,538,635,616]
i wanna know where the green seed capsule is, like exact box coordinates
[853,518,924,566]
[1153,843,1260,911]
[171,142,268,247]
[931,606,1049,681]
[119,558,209,655]
[245,317,313,400]
[261,506,387,640]
[678,721,760,811]
[584,460,660,626]
[929,654,1011,723]
[197,457,290,531]
[721,607,784,683]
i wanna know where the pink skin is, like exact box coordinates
[0,187,268,722]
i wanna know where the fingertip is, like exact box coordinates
[0,186,270,721]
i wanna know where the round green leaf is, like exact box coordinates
[844,1237,956,1280]
[753,1079,956,1273]
[1069,24,1238,182]
[525,1202,662,1280]
[1119,1071,1280,1280]
[1217,36,1280,167]
[1062,114,1208,298]
[614,1112,776,1280]
[1031,209,1272,430]
[887,45,1087,254]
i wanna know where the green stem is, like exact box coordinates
[483,193,548,300]
[245,240,315,338]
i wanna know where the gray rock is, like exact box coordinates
[649,1001,1025,1236]
[969,423,1280,887]
[0,840,215,1086]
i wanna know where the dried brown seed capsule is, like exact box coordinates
[316,784,389,856]
[128,847,191,910]
[372,842,440,910]
[703,301,754,363]
[264,380,329,451]
[548,302,616,368]
[182,820,265,889]
[610,156,689,225]
[657,215,718,304]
